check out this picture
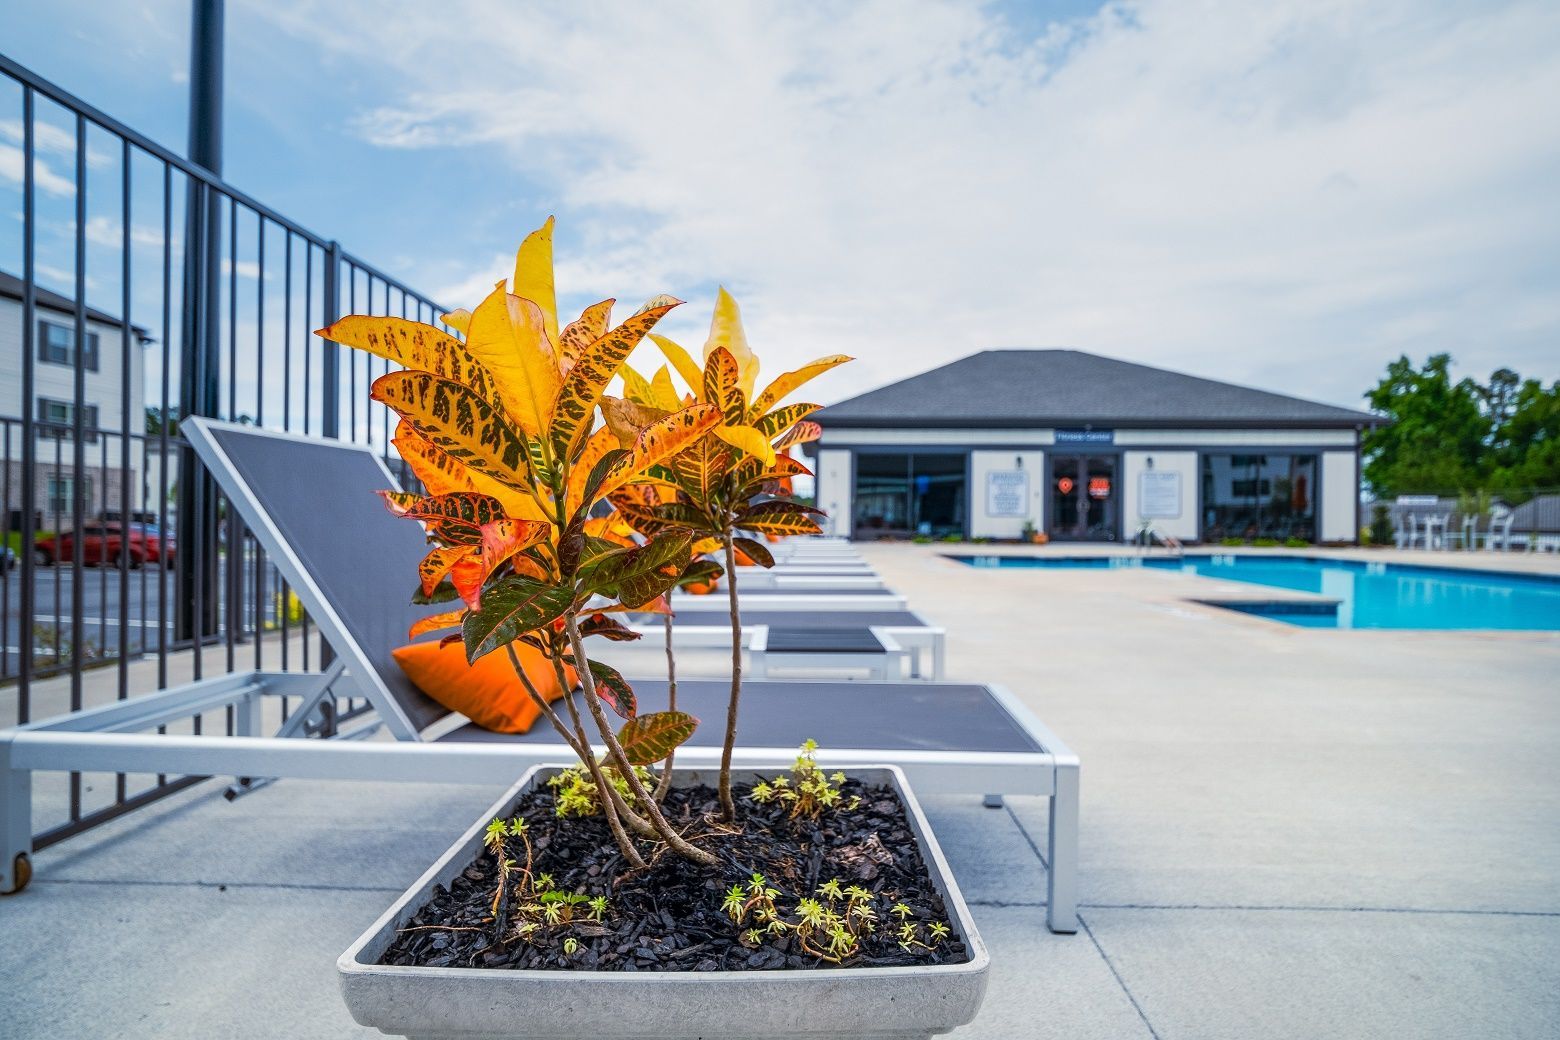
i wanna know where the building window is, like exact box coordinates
[46,475,80,515]
[851,453,965,538]
[38,319,100,371]
[1201,454,1317,541]
[37,398,100,443]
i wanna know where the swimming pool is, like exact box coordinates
[949,554,1560,630]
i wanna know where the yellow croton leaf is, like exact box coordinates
[618,364,655,407]
[566,426,621,517]
[316,315,492,400]
[703,287,760,398]
[419,545,475,597]
[372,370,532,494]
[650,333,705,398]
[440,309,471,336]
[601,404,722,497]
[649,366,683,412]
[559,299,615,375]
[394,422,548,524]
[599,396,670,448]
[464,282,562,439]
[479,518,550,581]
[750,354,853,419]
[713,423,776,467]
[551,295,682,461]
[582,514,638,546]
[512,216,560,350]
[408,608,466,641]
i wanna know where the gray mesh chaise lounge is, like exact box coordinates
[634,607,947,680]
[0,419,1078,932]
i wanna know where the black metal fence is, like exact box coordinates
[0,53,447,848]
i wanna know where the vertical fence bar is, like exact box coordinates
[118,136,134,726]
[69,111,89,822]
[18,85,38,722]
[157,163,172,692]
[321,241,341,439]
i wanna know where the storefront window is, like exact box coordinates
[1201,454,1317,540]
[852,453,965,538]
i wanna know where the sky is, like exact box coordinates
[4,0,1559,418]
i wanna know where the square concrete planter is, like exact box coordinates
[339,765,989,1040]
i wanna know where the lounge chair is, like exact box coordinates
[748,625,907,679]
[0,420,1078,932]
[633,607,947,680]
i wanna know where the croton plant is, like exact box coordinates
[318,218,849,868]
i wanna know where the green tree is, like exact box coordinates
[1362,354,1485,495]
[1364,355,1560,503]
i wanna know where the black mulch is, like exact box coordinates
[380,777,971,972]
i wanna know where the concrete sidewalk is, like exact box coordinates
[3,543,1558,1038]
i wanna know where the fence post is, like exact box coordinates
[321,241,342,439]
[174,0,225,645]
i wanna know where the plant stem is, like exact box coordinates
[547,653,656,842]
[565,614,718,867]
[506,644,585,758]
[653,609,677,802]
[520,643,645,869]
[717,531,742,823]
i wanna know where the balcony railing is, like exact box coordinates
[0,52,447,849]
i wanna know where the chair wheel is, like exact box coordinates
[3,852,31,894]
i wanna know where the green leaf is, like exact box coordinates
[651,501,715,530]
[580,531,692,600]
[411,578,461,605]
[618,710,698,765]
[733,536,774,568]
[580,613,643,643]
[587,659,637,719]
[679,558,725,586]
[461,575,575,662]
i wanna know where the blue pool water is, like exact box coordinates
[950,554,1560,630]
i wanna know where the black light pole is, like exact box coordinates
[175,0,224,645]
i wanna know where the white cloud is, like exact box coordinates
[0,144,77,197]
[85,215,173,249]
[258,0,1560,407]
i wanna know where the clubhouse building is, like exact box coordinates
[810,350,1381,545]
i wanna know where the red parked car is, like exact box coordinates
[35,522,173,567]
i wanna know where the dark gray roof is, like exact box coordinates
[1510,494,1560,533]
[0,270,152,340]
[815,349,1380,430]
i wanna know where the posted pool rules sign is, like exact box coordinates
[986,470,1029,517]
[1138,471,1182,519]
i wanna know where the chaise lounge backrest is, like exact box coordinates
[183,417,454,739]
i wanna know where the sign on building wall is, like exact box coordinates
[1055,428,1114,445]
[1138,470,1182,519]
[985,470,1029,517]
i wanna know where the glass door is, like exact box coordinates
[1048,455,1118,541]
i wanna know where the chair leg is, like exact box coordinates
[1047,760,1080,934]
[982,794,1003,809]
[0,736,34,895]
[748,652,767,679]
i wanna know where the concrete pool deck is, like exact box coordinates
[3,544,1559,1038]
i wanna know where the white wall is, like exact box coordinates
[969,450,1046,538]
[1320,450,1358,543]
[815,448,853,537]
[1120,450,1198,541]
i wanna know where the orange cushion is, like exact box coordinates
[391,640,573,734]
